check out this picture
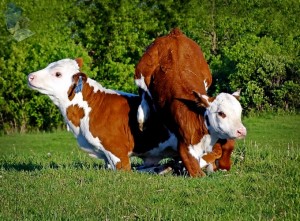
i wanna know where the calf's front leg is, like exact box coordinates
[179,141,206,177]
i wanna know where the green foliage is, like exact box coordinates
[222,35,299,111]
[0,0,299,132]
[69,0,167,92]
[207,0,300,112]
[0,0,93,133]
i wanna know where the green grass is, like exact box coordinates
[0,115,299,220]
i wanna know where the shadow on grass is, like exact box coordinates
[1,157,192,176]
[0,161,44,171]
[0,161,105,172]
[0,160,188,176]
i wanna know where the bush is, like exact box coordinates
[0,0,299,132]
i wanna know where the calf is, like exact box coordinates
[28,58,178,170]
[135,28,246,176]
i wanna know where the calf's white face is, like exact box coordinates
[28,59,81,106]
[196,92,247,140]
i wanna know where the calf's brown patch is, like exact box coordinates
[66,104,85,127]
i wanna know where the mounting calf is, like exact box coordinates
[135,28,247,176]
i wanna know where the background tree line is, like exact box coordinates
[0,0,299,133]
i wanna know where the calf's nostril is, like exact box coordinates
[29,74,35,81]
[237,127,247,137]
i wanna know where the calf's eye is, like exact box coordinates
[218,111,226,118]
[55,72,62,78]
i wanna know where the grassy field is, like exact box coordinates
[0,114,299,220]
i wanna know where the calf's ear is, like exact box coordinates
[68,72,88,100]
[75,58,83,69]
[72,72,87,84]
[193,91,212,108]
[232,89,241,100]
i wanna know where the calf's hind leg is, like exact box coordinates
[104,151,131,171]
[115,152,131,171]
[216,139,235,171]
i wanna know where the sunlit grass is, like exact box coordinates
[0,115,299,220]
